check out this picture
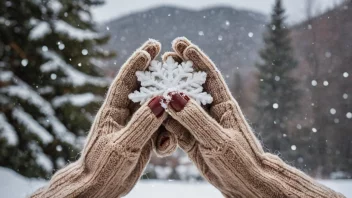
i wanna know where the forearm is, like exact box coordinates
[217,101,344,197]
[30,153,139,198]
[30,160,85,198]
[171,100,344,197]
[31,105,163,198]
[259,152,344,197]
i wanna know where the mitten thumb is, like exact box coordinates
[152,126,178,157]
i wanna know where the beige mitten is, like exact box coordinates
[163,37,344,198]
[31,40,168,198]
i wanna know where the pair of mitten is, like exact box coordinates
[32,38,344,198]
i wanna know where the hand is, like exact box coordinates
[163,37,343,198]
[32,40,168,198]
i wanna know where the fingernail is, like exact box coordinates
[148,96,164,118]
[169,93,189,112]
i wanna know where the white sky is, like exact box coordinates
[92,0,343,23]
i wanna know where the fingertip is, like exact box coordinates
[161,52,183,63]
[168,92,190,112]
[107,49,151,110]
[133,49,152,70]
[172,37,191,58]
[141,39,161,60]
[148,96,166,118]
[182,45,200,61]
[183,45,217,73]
[153,129,178,157]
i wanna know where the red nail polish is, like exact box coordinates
[170,93,188,112]
[179,92,190,101]
[167,92,174,97]
[148,96,164,117]
[184,95,190,101]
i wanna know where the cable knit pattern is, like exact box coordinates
[30,39,167,198]
[167,99,344,198]
[163,37,345,198]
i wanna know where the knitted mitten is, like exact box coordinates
[31,40,168,198]
[163,37,345,198]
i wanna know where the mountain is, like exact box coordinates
[101,6,267,79]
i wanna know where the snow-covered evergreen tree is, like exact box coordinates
[0,0,114,178]
[255,0,301,157]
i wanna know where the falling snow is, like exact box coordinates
[346,112,352,119]
[311,80,317,86]
[273,103,279,109]
[330,108,336,115]
[21,59,28,67]
[81,49,88,55]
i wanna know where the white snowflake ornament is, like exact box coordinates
[128,56,213,106]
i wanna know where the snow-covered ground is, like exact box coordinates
[0,167,351,198]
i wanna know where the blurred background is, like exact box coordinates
[0,0,351,197]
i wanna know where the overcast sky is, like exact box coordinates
[92,0,343,23]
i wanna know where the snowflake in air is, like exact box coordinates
[128,56,213,106]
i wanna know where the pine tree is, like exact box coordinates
[0,0,114,178]
[255,0,301,157]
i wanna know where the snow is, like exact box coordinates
[311,80,318,86]
[47,116,77,145]
[0,167,351,198]
[2,85,54,115]
[12,108,53,144]
[0,167,45,198]
[330,108,337,115]
[29,22,51,40]
[0,71,13,81]
[55,157,66,168]
[346,112,352,119]
[41,51,110,87]
[42,46,48,52]
[54,20,99,41]
[0,113,18,145]
[30,20,100,41]
[28,143,53,172]
[127,180,223,198]
[343,72,349,78]
[78,11,91,22]
[273,103,279,109]
[52,93,103,108]
[154,166,173,179]
[47,0,62,14]
[36,153,53,172]
[21,59,28,67]
[331,171,351,180]
[0,79,77,145]
[128,57,213,105]
[176,165,200,180]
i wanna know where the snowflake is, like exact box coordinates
[128,56,213,106]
